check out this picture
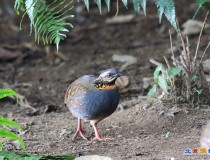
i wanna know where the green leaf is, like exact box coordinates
[194,88,203,95]
[0,129,26,151]
[168,66,182,76]
[133,0,140,13]
[0,142,2,151]
[194,0,210,18]
[154,65,162,79]
[121,0,128,8]
[14,0,25,15]
[132,0,147,14]
[141,0,147,15]
[154,0,177,30]
[83,0,90,12]
[192,75,198,81]
[0,151,42,160]
[0,89,18,101]
[0,116,22,131]
[94,0,102,14]
[105,0,110,12]
[18,0,74,51]
[0,151,77,160]
[158,75,168,94]
[147,85,157,98]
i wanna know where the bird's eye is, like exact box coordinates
[107,73,112,77]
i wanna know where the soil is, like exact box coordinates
[0,0,210,159]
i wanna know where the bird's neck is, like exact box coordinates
[94,80,117,90]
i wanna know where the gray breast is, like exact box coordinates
[83,89,120,120]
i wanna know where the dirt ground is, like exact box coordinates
[1,0,210,159]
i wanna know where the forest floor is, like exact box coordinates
[0,0,210,159]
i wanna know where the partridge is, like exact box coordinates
[65,68,122,140]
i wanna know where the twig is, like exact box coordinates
[193,11,209,67]
[186,36,190,60]
[186,36,191,72]
[199,42,210,65]
[115,0,119,17]
[176,19,187,57]
[169,30,177,67]
[150,59,162,66]
[164,56,171,69]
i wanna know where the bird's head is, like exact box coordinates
[94,68,123,90]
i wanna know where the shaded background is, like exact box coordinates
[0,0,210,159]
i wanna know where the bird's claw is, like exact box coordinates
[72,129,87,141]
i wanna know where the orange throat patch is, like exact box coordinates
[95,84,116,90]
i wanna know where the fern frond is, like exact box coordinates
[133,0,140,13]
[154,0,177,30]
[94,0,102,14]
[105,0,110,12]
[121,0,128,8]
[14,0,26,15]
[15,0,74,51]
[83,0,90,12]
[194,0,210,18]
[132,0,146,15]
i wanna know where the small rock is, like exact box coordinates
[142,77,153,89]
[201,121,210,148]
[112,54,137,63]
[13,140,22,150]
[75,155,113,160]
[202,59,210,74]
[182,19,210,36]
[112,54,137,71]
[115,75,130,92]
[106,15,135,24]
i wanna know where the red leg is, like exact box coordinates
[92,123,113,141]
[72,118,87,141]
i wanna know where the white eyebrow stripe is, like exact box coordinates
[99,70,110,77]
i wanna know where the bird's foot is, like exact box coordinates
[72,128,87,141]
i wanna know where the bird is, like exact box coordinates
[64,68,122,141]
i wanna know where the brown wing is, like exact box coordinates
[64,75,96,104]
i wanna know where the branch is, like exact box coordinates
[199,42,210,65]
[115,0,119,17]
[169,29,177,67]
[193,11,209,66]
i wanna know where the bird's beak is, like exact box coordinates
[114,72,123,78]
